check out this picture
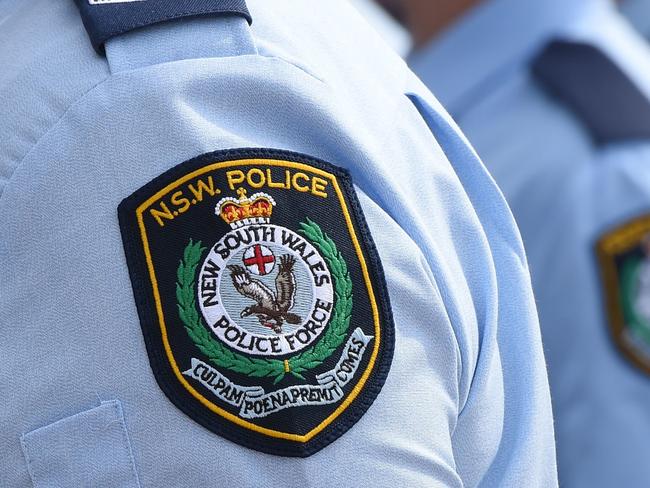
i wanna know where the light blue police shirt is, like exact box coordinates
[410,0,650,486]
[0,1,555,486]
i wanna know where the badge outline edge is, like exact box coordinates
[597,213,650,375]
[118,148,394,451]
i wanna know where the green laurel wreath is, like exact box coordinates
[176,219,353,384]
[620,256,650,346]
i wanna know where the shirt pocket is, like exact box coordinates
[20,400,140,488]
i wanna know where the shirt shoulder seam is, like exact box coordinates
[0,74,112,208]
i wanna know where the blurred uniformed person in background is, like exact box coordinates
[375,0,650,485]
[0,1,556,486]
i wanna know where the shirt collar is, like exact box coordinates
[408,0,609,116]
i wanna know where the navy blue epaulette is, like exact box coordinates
[532,40,650,144]
[74,0,252,54]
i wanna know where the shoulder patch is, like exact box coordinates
[597,214,650,375]
[118,149,394,456]
[532,40,650,144]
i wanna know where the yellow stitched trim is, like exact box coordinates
[135,158,382,443]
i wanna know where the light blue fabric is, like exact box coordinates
[409,0,650,486]
[0,1,555,486]
[21,400,141,488]
[350,0,412,57]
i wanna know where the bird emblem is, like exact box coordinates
[227,254,301,334]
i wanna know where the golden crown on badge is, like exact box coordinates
[215,187,276,229]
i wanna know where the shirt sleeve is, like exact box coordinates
[405,83,558,487]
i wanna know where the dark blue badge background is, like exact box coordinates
[118,149,395,457]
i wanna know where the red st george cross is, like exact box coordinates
[243,245,275,275]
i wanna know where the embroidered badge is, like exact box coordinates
[119,149,394,456]
[597,214,650,375]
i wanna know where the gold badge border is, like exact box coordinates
[135,158,382,442]
[597,214,650,375]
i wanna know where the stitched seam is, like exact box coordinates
[0,75,112,210]
[112,401,142,488]
[19,434,39,488]
[107,52,325,84]
[403,92,469,412]
[19,401,142,487]
[0,54,324,209]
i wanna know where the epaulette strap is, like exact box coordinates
[532,40,650,144]
[74,0,252,54]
